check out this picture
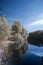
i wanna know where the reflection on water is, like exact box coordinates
[29,45,43,51]
[10,44,43,65]
[28,45,43,56]
[19,44,43,65]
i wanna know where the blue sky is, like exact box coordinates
[0,0,43,32]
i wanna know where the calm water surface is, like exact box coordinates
[10,44,43,65]
[20,44,43,65]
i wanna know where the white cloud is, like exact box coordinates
[29,19,43,26]
[37,13,43,19]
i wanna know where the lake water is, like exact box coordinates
[19,44,43,65]
[10,44,43,65]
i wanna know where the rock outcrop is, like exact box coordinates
[0,17,28,65]
[27,30,43,46]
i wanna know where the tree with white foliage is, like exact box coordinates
[0,16,11,43]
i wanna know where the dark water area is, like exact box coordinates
[20,53,42,65]
[19,45,43,65]
[10,44,43,65]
